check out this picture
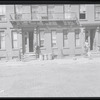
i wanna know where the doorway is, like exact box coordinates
[24,31,34,53]
[85,29,96,51]
[90,29,96,51]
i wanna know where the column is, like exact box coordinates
[96,27,99,51]
[22,29,25,55]
[80,27,85,55]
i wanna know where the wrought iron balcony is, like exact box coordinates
[10,12,77,21]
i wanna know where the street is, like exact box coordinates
[0,57,100,97]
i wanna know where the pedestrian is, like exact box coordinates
[84,39,89,57]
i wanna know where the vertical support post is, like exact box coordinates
[31,5,32,20]
[47,5,48,19]
[22,28,25,55]
[96,27,99,51]
[63,4,65,19]
[81,27,85,55]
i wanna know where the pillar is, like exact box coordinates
[80,27,85,55]
[96,27,99,51]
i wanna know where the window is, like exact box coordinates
[12,31,18,49]
[15,5,23,20]
[75,29,80,47]
[40,30,45,47]
[0,31,5,49]
[79,5,86,19]
[95,5,100,20]
[51,30,57,47]
[63,30,69,47]
[0,5,6,21]
[48,5,63,19]
[64,5,71,19]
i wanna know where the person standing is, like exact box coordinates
[84,40,89,56]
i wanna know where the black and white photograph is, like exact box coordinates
[0,1,100,97]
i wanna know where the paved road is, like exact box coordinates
[0,58,100,97]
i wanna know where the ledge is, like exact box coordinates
[52,47,58,49]
[0,49,6,51]
[75,47,82,49]
[79,19,88,21]
[94,19,100,21]
[40,47,46,50]
[63,47,70,49]
[12,49,19,51]
[0,21,7,23]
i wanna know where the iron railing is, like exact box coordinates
[10,12,77,21]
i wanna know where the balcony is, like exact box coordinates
[10,12,79,27]
[10,12,77,21]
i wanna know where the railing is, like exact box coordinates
[10,12,77,21]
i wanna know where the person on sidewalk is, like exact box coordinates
[84,39,89,57]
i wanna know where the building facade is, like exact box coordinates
[0,4,100,60]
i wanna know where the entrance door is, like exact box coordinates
[90,29,96,51]
[85,29,96,51]
[24,31,34,53]
[29,32,33,52]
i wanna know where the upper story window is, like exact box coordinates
[95,5,100,20]
[0,5,6,21]
[15,5,31,20]
[32,5,47,20]
[79,5,86,19]
[48,5,63,19]
[64,5,71,19]
[64,5,71,12]
[0,31,5,49]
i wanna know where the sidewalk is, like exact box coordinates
[0,56,100,67]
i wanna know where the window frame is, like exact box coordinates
[12,30,18,49]
[79,4,86,20]
[39,30,45,48]
[63,29,69,48]
[0,5,6,22]
[51,30,57,47]
[75,29,81,47]
[94,5,100,20]
[0,31,6,50]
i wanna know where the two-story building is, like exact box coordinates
[0,4,100,60]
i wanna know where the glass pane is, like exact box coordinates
[1,32,5,36]
[13,32,17,40]
[22,5,30,13]
[64,39,69,47]
[40,31,44,39]
[65,5,71,12]
[13,41,18,48]
[96,6,100,12]
[15,5,23,14]
[0,5,6,15]
[53,40,56,43]
[80,13,85,19]
[76,39,80,47]
[64,34,67,39]
[52,43,56,47]
[48,5,63,13]
[1,36,5,41]
[80,5,86,13]
[75,33,79,39]
[1,41,5,49]
[96,12,100,19]
[40,40,44,47]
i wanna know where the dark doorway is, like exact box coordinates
[90,29,95,50]
[29,32,33,52]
